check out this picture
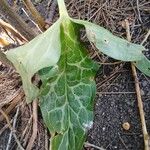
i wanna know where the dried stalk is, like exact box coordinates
[26,100,38,150]
[141,29,150,45]
[0,109,24,150]
[84,142,105,150]
[23,0,45,31]
[0,0,37,41]
[0,88,24,122]
[0,51,13,68]
[125,19,149,150]
[0,19,27,43]
[6,107,19,150]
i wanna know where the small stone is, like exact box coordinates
[102,127,106,131]
[142,81,147,87]
[140,89,145,96]
[122,122,130,130]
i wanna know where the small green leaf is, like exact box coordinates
[6,20,61,102]
[39,19,99,150]
[135,55,150,77]
[72,19,145,61]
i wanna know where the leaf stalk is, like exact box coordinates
[57,0,69,17]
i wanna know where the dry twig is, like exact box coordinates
[21,8,43,33]
[23,0,45,31]
[0,88,24,121]
[0,0,37,40]
[141,29,150,45]
[0,50,13,68]
[98,61,122,65]
[136,0,142,23]
[6,107,19,150]
[0,87,23,108]
[118,133,128,150]
[97,91,135,95]
[0,19,27,43]
[26,100,38,150]
[84,142,105,150]
[20,115,33,141]
[0,109,24,150]
[0,119,13,136]
[125,19,149,150]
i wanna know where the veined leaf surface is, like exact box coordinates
[6,20,61,102]
[39,19,99,150]
[5,0,150,150]
[72,19,145,61]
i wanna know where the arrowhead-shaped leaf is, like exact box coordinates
[71,19,145,62]
[5,0,150,150]
[39,20,99,150]
[6,20,61,102]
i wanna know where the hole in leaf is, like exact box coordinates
[55,132,58,136]
[31,74,42,88]
[104,39,109,44]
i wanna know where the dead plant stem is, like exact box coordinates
[125,19,149,150]
[0,51,13,68]
[6,107,19,150]
[23,0,45,31]
[141,29,150,45]
[0,88,24,122]
[84,142,105,150]
[26,100,38,150]
[0,108,24,150]
[0,0,37,40]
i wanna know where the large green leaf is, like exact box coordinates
[5,0,150,150]
[71,19,145,61]
[135,55,150,76]
[6,20,61,102]
[39,19,99,150]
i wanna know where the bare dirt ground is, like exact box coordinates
[0,0,150,150]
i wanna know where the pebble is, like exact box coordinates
[142,81,147,87]
[122,122,130,130]
[140,89,145,96]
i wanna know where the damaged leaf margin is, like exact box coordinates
[6,20,61,102]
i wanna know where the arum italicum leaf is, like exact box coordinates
[6,20,61,102]
[71,19,145,61]
[71,19,150,77]
[39,20,99,150]
[5,0,150,149]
